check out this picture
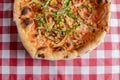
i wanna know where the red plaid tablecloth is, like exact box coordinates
[0,0,120,80]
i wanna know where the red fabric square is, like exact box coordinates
[73,75,81,80]
[25,58,33,66]
[73,59,82,66]
[104,42,112,50]
[0,74,2,80]
[41,60,49,66]
[0,27,2,34]
[10,58,17,66]
[25,74,33,80]
[117,12,120,19]
[104,58,112,66]
[0,1,3,3]
[9,74,17,80]
[0,11,3,18]
[57,60,65,66]
[10,26,18,34]
[89,74,97,80]
[115,0,120,4]
[104,74,112,80]
[89,59,97,66]
[10,42,17,50]
[41,74,49,80]
[57,74,65,80]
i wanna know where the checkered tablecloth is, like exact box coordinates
[0,0,120,80]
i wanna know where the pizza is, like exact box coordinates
[14,0,111,60]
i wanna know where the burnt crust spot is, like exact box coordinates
[64,55,68,58]
[34,34,38,37]
[52,47,65,52]
[92,29,96,33]
[97,0,102,4]
[66,43,71,47]
[21,7,32,15]
[38,47,47,51]
[24,18,32,26]
[37,54,45,58]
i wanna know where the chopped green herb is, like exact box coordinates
[24,0,40,7]
[52,0,71,23]
[37,27,43,30]
[70,23,81,33]
[42,0,51,9]
[74,32,80,37]
[63,0,71,10]
[79,4,89,9]
[66,11,76,19]
[34,14,44,29]
[34,14,50,35]
[53,11,64,23]
[90,7,94,14]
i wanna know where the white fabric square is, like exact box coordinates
[112,50,120,58]
[33,66,41,74]
[2,66,10,74]
[111,34,119,42]
[17,66,25,74]
[110,19,118,27]
[97,66,104,74]
[112,66,120,73]
[17,50,25,58]
[3,18,11,26]
[2,50,10,58]
[111,4,117,12]
[81,66,89,74]
[97,50,105,58]
[49,66,57,74]
[65,66,73,74]
[2,34,10,42]
[3,3,12,11]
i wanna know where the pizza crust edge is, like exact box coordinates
[14,0,37,58]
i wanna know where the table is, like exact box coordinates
[0,0,120,80]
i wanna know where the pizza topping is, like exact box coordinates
[21,7,32,15]
[42,0,51,9]
[92,29,96,33]
[52,46,65,52]
[18,0,110,56]
[24,18,33,26]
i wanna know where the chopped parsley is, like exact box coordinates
[34,14,49,36]
[63,0,71,10]
[79,4,89,9]
[42,0,51,9]
[34,14,44,30]
[66,11,76,19]
[53,11,64,23]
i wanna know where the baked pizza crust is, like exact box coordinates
[14,0,111,60]
[14,0,37,58]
